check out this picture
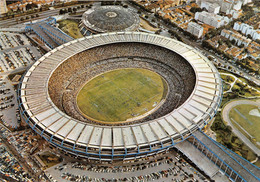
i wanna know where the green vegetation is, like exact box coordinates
[229,104,260,148]
[221,74,235,84]
[231,81,260,97]
[254,159,260,167]
[223,82,231,92]
[38,151,62,168]
[58,19,83,39]
[77,68,167,122]
[211,112,257,162]
[219,71,260,97]
[211,69,260,163]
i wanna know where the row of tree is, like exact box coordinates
[59,4,93,15]
[17,14,39,22]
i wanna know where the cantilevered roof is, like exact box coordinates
[20,32,222,151]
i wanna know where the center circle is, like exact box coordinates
[76,68,168,124]
[105,11,118,18]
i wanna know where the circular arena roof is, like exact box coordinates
[18,32,222,161]
[80,6,140,33]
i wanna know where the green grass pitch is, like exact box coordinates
[229,104,260,145]
[77,68,167,122]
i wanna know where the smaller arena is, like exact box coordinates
[79,6,140,34]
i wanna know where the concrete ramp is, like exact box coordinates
[175,140,219,178]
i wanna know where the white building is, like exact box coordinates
[234,22,260,40]
[201,2,220,14]
[187,22,204,38]
[0,0,8,16]
[195,11,228,28]
[221,29,252,46]
[197,0,246,15]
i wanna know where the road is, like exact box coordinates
[0,3,91,28]
[222,99,260,156]
[0,9,58,28]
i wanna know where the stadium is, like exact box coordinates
[18,32,222,161]
[79,6,140,35]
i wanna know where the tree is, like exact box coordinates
[59,9,64,15]
[26,3,37,10]
[190,7,202,13]
[218,40,223,45]
[247,34,252,39]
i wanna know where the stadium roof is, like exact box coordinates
[19,32,222,160]
[81,6,140,33]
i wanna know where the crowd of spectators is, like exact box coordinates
[48,42,196,124]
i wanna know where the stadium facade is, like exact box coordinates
[18,32,222,161]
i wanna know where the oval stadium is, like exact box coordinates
[18,32,222,161]
[79,6,140,35]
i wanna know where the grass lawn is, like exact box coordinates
[38,151,62,168]
[223,82,231,92]
[229,104,260,148]
[254,159,260,167]
[58,19,83,39]
[220,74,235,84]
[77,68,167,122]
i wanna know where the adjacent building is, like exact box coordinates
[221,29,251,46]
[201,2,220,14]
[187,22,204,38]
[197,0,248,17]
[195,11,229,28]
[0,0,8,16]
[234,22,260,40]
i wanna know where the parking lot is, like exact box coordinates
[0,32,42,73]
[45,151,210,182]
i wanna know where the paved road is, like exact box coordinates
[0,3,91,28]
[222,99,260,156]
[0,10,58,28]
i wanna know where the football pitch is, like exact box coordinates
[77,68,168,123]
[229,104,260,144]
